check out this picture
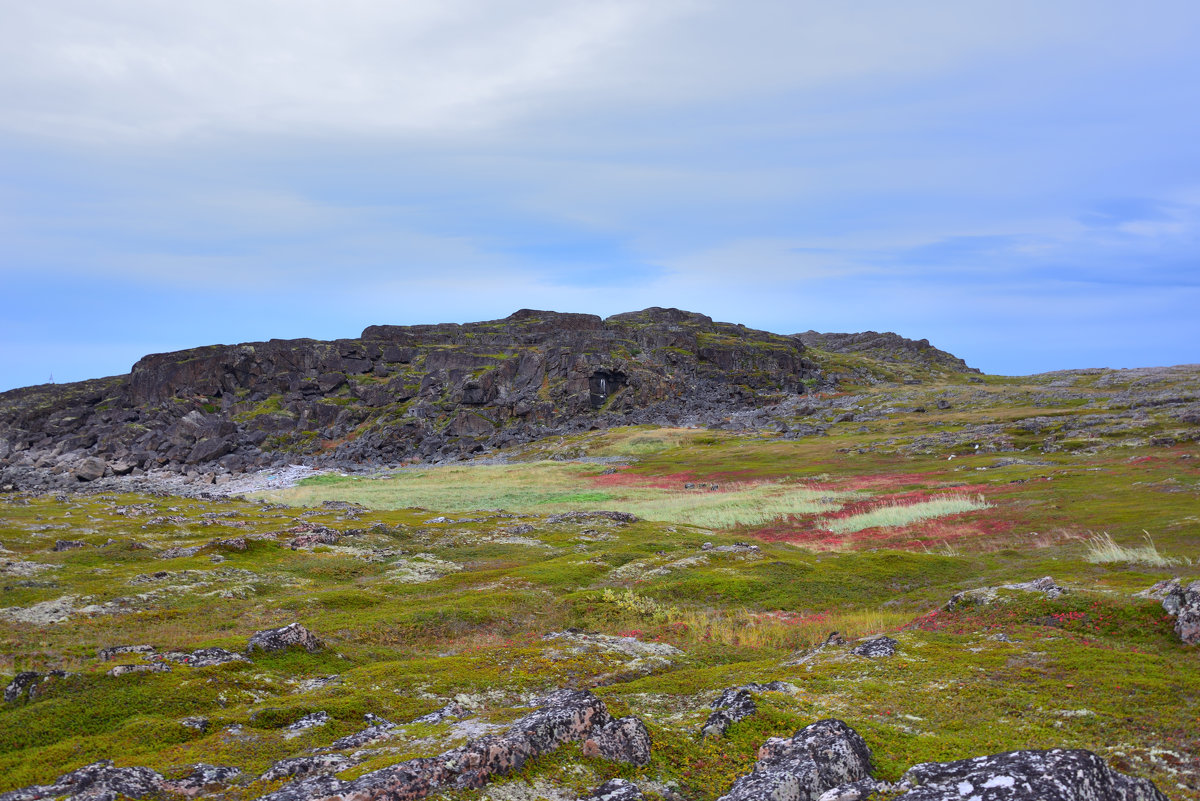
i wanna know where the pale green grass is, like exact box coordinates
[262,462,853,529]
[824,494,991,534]
[1084,531,1187,567]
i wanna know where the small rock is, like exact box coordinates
[284,711,331,738]
[52,539,87,551]
[98,644,157,661]
[850,636,897,658]
[108,663,171,677]
[261,754,355,782]
[180,716,210,732]
[582,778,645,801]
[246,622,323,654]
[164,763,242,796]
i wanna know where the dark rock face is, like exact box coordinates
[246,623,323,654]
[259,689,612,801]
[0,309,823,485]
[718,718,873,801]
[582,716,652,765]
[896,748,1168,801]
[850,636,897,658]
[0,760,165,801]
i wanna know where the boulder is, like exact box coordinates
[718,719,873,801]
[261,754,355,782]
[582,716,652,765]
[246,623,323,654]
[895,748,1167,801]
[72,456,107,482]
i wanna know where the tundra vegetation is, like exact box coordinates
[0,321,1197,800]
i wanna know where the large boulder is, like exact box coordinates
[246,623,323,654]
[718,719,873,801]
[72,456,107,482]
[895,748,1167,801]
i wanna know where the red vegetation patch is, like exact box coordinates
[589,469,700,490]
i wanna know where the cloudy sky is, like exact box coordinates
[2,1,1197,390]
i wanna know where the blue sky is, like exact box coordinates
[2,1,1198,391]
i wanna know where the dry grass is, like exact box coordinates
[1084,531,1187,567]
[824,494,991,534]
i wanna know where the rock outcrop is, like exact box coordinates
[0,760,165,801]
[0,308,824,487]
[796,331,980,375]
[894,748,1168,801]
[702,681,797,737]
[258,688,620,801]
[718,718,873,801]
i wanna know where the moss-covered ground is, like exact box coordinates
[1,369,1197,799]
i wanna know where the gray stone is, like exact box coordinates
[718,719,873,801]
[582,716,652,765]
[246,622,323,654]
[897,748,1167,801]
[0,759,164,801]
[850,636,897,658]
[72,457,107,482]
[582,778,645,801]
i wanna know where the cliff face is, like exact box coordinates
[0,308,818,479]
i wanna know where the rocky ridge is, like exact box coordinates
[0,308,831,490]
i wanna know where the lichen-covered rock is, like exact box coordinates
[156,647,248,667]
[702,681,798,737]
[283,711,330,738]
[3,670,39,703]
[582,716,652,765]
[0,759,164,801]
[896,748,1167,801]
[108,663,170,677]
[246,622,323,654]
[947,577,1066,610]
[412,701,471,724]
[97,644,156,661]
[850,636,897,658]
[718,719,873,801]
[163,763,242,797]
[52,539,87,551]
[257,688,611,801]
[582,778,646,801]
[260,754,355,782]
[1167,579,1200,645]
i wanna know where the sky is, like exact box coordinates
[2,0,1198,391]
